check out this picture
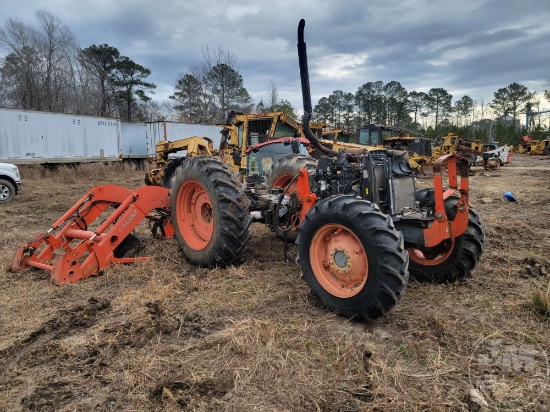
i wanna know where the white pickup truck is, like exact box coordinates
[0,163,23,203]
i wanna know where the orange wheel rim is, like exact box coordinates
[176,180,213,250]
[310,224,368,298]
[408,238,454,266]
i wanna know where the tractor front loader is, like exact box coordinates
[11,19,485,322]
[12,185,173,285]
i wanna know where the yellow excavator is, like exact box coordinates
[145,136,215,186]
[145,111,316,186]
[515,135,550,155]
[519,107,550,155]
[217,111,320,174]
[432,133,512,171]
[432,133,482,164]
[320,124,433,171]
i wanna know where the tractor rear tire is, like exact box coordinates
[162,157,187,188]
[408,204,485,283]
[544,145,550,156]
[266,154,317,189]
[266,154,317,242]
[170,156,252,267]
[297,195,409,321]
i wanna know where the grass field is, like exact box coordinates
[0,154,549,411]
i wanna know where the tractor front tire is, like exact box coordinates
[408,206,485,283]
[266,154,317,242]
[297,195,409,321]
[0,179,16,203]
[170,156,251,267]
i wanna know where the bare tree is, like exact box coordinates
[0,18,41,108]
[35,10,79,111]
[137,100,178,122]
[543,79,550,102]
[0,59,9,105]
[172,46,252,123]
[266,80,278,112]
[0,11,79,112]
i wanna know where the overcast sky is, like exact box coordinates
[1,0,550,115]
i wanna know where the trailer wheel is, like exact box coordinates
[170,156,251,267]
[0,179,16,203]
[266,154,317,242]
[408,204,485,283]
[297,195,409,320]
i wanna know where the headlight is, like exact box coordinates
[11,167,20,179]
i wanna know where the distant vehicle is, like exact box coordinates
[514,135,550,156]
[481,143,511,166]
[0,163,22,203]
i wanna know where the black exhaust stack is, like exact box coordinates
[297,19,339,157]
[297,19,312,114]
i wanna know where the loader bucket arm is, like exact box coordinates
[11,185,173,285]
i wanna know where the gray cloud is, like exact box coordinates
[1,0,549,112]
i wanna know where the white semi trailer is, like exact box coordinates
[0,109,224,164]
[0,108,121,164]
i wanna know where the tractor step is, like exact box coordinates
[11,185,173,285]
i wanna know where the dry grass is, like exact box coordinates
[1,156,549,411]
[528,282,550,320]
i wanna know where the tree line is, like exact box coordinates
[0,11,158,122]
[0,10,285,124]
[312,81,550,145]
[1,10,549,145]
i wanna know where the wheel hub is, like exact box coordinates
[0,186,9,200]
[201,203,212,223]
[329,249,352,274]
[310,224,368,298]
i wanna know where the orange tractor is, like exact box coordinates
[11,20,485,321]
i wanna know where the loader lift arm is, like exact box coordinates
[11,185,173,285]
